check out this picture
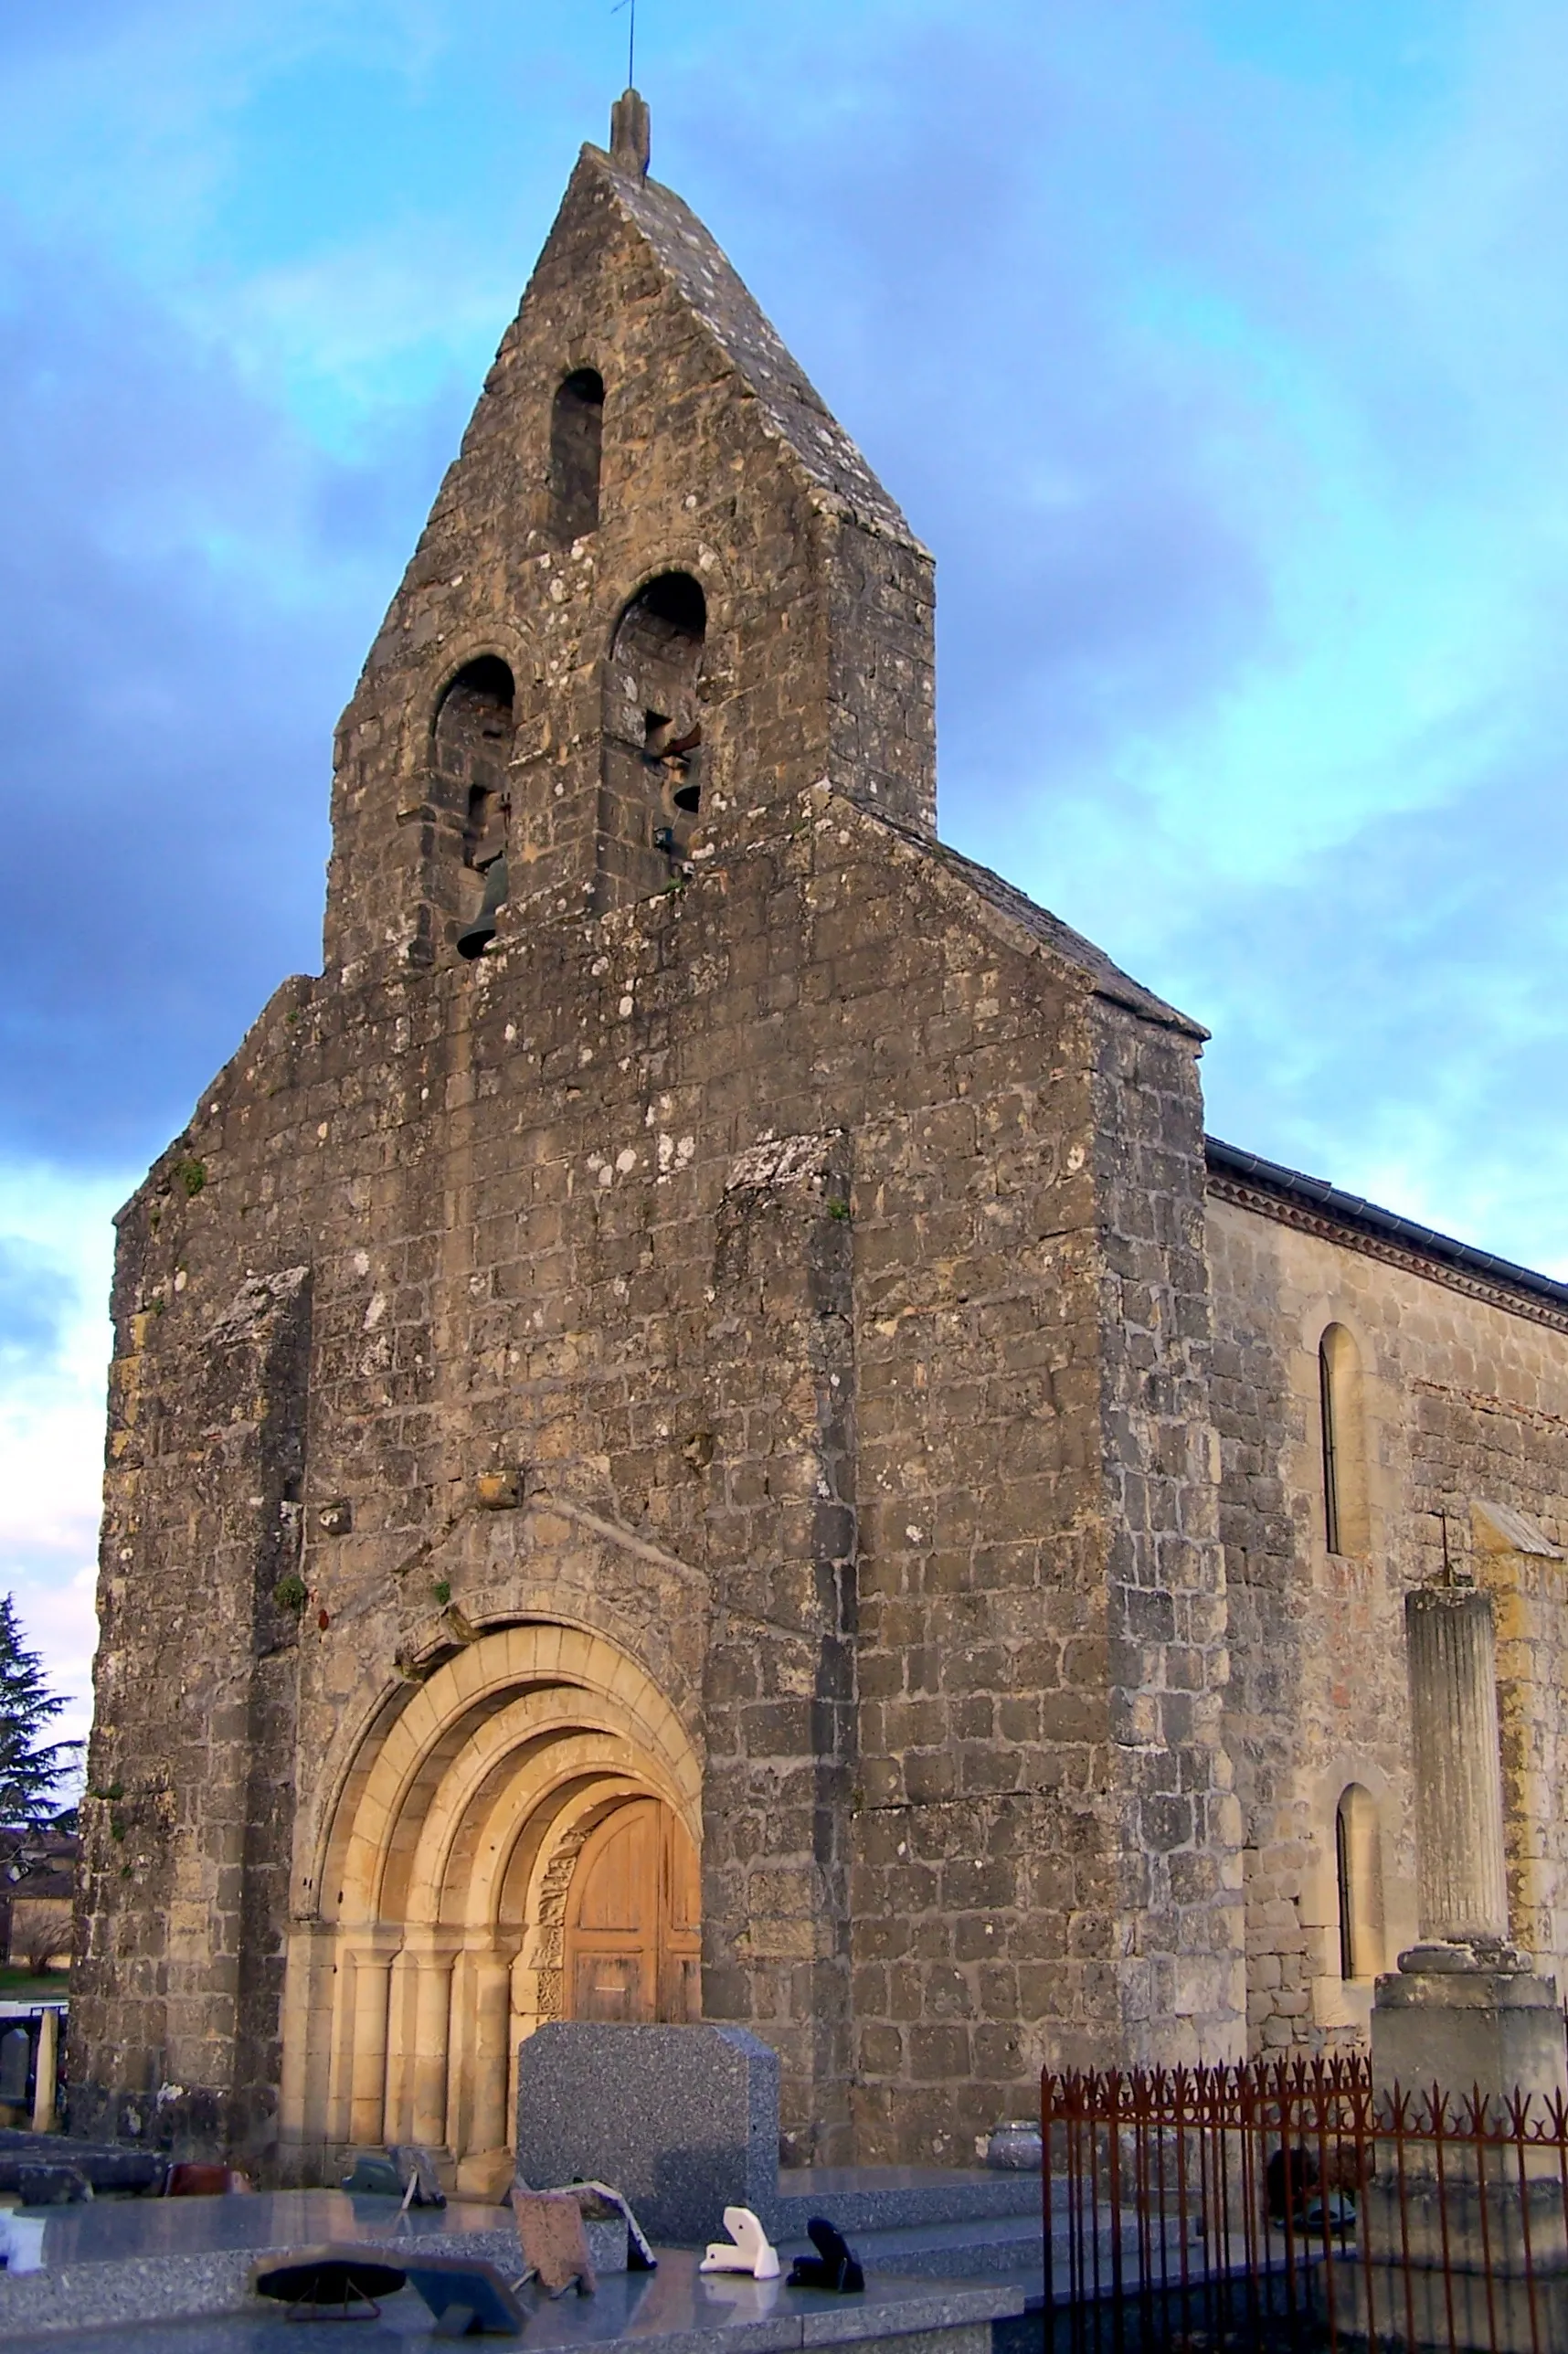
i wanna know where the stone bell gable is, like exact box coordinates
[325,97,936,987]
[73,98,1245,2179]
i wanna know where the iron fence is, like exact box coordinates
[1041,2055,1568,2354]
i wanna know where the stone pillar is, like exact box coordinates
[347,1946,396,2147]
[411,1949,457,2150]
[1405,1586,1510,1947]
[700,1134,857,2166]
[30,2007,58,2134]
[277,1923,343,2175]
[1373,1585,1557,2104]
[1363,1584,1568,2354]
[380,1950,415,2145]
[466,1952,514,2157]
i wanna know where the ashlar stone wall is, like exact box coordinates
[1208,1186,1568,2054]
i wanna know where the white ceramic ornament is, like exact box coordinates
[700,2205,780,2280]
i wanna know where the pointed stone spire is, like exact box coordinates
[609,88,651,176]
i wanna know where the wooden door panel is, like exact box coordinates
[573,1953,643,2022]
[564,1798,701,2026]
[664,1813,701,1937]
[573,1808,651,1933]
[659,1952,702,2024]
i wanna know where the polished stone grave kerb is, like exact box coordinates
[0,2232,1022,2353]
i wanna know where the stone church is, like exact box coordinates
[72,96,1568,2182]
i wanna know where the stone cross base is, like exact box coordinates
[1372,1950,1568,2117]
[1365,1951,1568,2354]
[1363,2174,1568,2270]
[1351,2254,1568,2354]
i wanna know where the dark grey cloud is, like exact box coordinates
[0,225,464,1167]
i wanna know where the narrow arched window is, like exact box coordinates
[1335,1784,1383,1980]
[1319,1334,1341,1555]
[550,368,604,544]
[596,570,706,910]
[1318,1322,1369,1554]
[433,657,514,958]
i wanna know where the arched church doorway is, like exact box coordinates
[563,1796,700,2023]
[280,1625,702,2177]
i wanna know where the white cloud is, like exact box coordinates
[0,1165,127,1751]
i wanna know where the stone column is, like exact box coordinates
[411,1948,458,2149]
[380,1949,415,2146]
[466,1952,514,2157]
[1405,1586,1510,1948]
[348,1946,396,2147]
[1373,1585,1554,2102]
[1364,1583,1568,2351]
[30,2007,58,2134]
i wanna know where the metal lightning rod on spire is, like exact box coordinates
[612,0,636,91]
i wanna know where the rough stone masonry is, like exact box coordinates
[71,94,1568,2180]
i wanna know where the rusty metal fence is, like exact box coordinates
[1041,2056,1568,2353]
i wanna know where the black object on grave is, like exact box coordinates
[787,2216,865,2294]
[251,2244,408,2320]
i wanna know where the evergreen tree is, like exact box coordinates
[0,1594,81,1824]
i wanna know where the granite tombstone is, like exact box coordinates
[515,2023,779,2243]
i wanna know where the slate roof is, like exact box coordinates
[1207,1136,1568,1317]
[585,143,919,547]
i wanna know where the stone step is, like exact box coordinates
[780,2212,1045,2282]
[768,2166,1042,2238]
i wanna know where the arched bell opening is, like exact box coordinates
[595,571,707,910]
[430,656,515,960]
[549,368,605,545]
[281,1626,702,2175]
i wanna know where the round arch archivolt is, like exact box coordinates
[279,1622,702,2174]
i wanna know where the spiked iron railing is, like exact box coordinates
[1041,2054,1568,2352]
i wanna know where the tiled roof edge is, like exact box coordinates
[1206,1137,1568,1331]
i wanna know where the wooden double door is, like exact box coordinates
[562,1797,701,2023]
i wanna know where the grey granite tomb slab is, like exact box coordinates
[0,2190,528,2337]
[0,2245,1023,2354]
[0,2129,162,2195]
[516,2022,779,2243]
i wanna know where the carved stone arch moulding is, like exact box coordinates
[311,1617,702,1918]
[279,1618,703,2168]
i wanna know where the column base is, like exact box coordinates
[1351,2253,1568,2354]
[1361,1958,1568,2353]
[454,2147,514,2201]
[1372,1955,1568,2114]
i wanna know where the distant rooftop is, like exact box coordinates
[1206,1137,1568,1331]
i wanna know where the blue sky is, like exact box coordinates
[3,0,1566,1741]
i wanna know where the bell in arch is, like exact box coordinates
[457,853,509,960]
